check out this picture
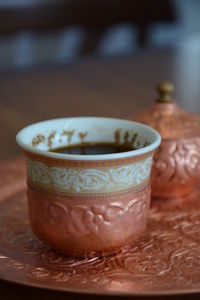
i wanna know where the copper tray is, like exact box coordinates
[0,157,200,296]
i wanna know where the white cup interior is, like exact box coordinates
[16,117,161,160]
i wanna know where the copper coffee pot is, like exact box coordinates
[130,81,200,199]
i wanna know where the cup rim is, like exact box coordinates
[16,117,161,161]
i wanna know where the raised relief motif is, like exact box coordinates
[1,190,200,293]
[28,187,150,239]
[1,159,200,295]
[152,137,200,184]
[27,156,152,194]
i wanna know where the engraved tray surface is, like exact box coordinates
[0,157,200,296]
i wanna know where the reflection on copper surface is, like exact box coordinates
[0,157,200,295]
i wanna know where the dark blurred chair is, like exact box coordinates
[0,0,176,54]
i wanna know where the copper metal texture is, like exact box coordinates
[27,185,150,257]
[17,117,158,257]
[130,81,200,199]
[25,150,153,257]
[0,157,200,296]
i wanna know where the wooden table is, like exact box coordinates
[0,46,200,299]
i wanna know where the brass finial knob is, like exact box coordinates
[156,81,175,103]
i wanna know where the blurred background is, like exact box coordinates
[0,0,200,71]
[1,0,200,159]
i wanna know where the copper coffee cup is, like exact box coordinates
[16,117,160,257]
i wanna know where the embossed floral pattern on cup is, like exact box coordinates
[16,117,161,256]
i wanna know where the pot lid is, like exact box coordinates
[132,81,200,140]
